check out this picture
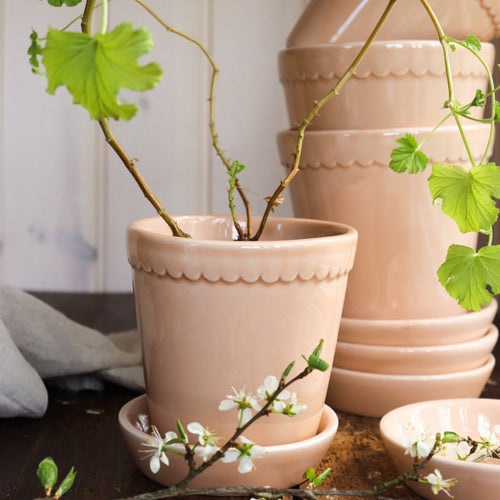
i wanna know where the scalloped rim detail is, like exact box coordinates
[128,260,351,283]
[280,68,489,83]
[282,154,484,171]
[480,0,500,36]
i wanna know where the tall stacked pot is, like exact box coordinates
[277,0,500,416]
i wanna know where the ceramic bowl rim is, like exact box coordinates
[128,215,358,248]
[333,354,495,381]
[340,299,497,331]
[380,397,500,472]
[280,40,495,55]
[337,324,498,355]
[118,394,339,453]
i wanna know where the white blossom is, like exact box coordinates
[274,392,307,416]
[221,436,266,473]
[257,375,290,405]
[425,469,455,497]
[187,422,220,462]
[403,438,432,459]
[140,426,178,474]
[219,387,262,426]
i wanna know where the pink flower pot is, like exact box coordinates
[287,0,500,46]
[127,215,357,446]
[279,41,494,130]
[277,124,491,319]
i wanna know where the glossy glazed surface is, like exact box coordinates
[287,0,500,46]
[279,41,494,130]
[338,300,497,346]
[278,126,490,319]
[119,394,339,488]
[334,325,498,375]
[327,355,495,417]
[128,216,357,446]
[380,398,500,500]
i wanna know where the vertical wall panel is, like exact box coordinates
[209,0,307,217]
[3,1,100,291]
[1,0,308,292]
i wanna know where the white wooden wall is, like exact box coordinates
[0,0,306,291]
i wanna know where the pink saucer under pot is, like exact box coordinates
[327,355,495,418]
[380,398,500,500]
[334,325,498,375]
[338,300,497,347]
[118,394,339,489]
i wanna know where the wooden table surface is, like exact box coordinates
[1,293,499,499]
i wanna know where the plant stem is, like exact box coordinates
[98,120,191,237]
[81,0,189,237]
[133,0,251,239]
[418,0,476,167]
[98,0,108,35]
[251,0,399,241]
[175,365,313,490]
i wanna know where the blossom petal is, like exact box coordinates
[238,455,254,474]
[221,448,240,463]
[219,399,238,411]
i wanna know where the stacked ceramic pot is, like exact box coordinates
[277,0,500,417]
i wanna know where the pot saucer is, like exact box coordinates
[328,355,495,417]
[118,394,338,488]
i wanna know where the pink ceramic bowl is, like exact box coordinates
[327,355,495,417]
[279,41,494,130]
[119,394,339,488]
[334,325,498,375]
[287,0,500,46]
[380,398,500,500]
[337,300,497,347]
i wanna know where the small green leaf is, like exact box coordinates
[42,23,163,121]
[46,0,83,6]
[463,34,482,52]
[312,467,331,487]
[437,244,500,310]
[429,163,500,233]
[281,361,295,380]
[389,134,429,174]
[307,355,329,372]
[442,431,460,443]
[470,89,486,108]
[54,467,76,498]
[305,340,329,371]
[494,101,500,122]
[176,420,188,442]
[303,468,316,482]
[37,457,58,495]
[28,30,44,75]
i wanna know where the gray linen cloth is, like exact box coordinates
[0,283,144,418]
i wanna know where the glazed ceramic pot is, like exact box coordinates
[287,0,500,46]
[127,215,357,447]
[277,124,491,320]
[279,41,494,130]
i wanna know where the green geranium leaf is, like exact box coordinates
[42,23,163,121]
[46,0,83,6]
[389,134,429,174]
[428,162,500,233]
[28,29,44,75]
[494,101,500,122]
[437,244,500,311]
[470,89,486,108]
[463,34,482,52]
